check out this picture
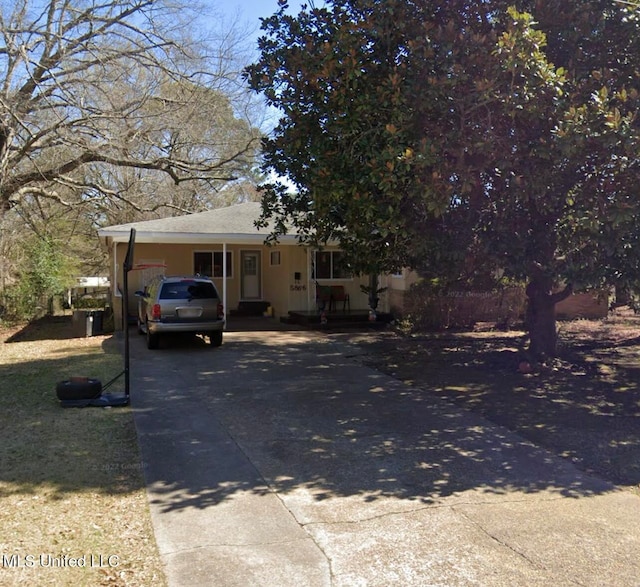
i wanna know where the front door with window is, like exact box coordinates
[241,251,261,299]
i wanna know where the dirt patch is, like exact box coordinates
[344,308,640,496]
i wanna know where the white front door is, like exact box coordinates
[241,251,261,299]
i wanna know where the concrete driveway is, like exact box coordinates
[130,321,640,587]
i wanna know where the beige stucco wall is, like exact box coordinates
[264,244,310,315]
[266,245,375,314]
[384,269,421,314]
[108,241,375,328]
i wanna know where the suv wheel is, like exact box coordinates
[209,330,223,347]
[146,323,160,349]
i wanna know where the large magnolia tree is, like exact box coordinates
[247,0,640,359]
[0,0,263,219]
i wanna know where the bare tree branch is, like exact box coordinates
[0,0,264,216]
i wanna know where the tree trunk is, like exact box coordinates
[368,274,380,311]
[525,271,572,361]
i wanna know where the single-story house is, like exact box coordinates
[98,201,608,330]
[98,201,404,328]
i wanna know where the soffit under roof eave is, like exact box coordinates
[97,230,302,245]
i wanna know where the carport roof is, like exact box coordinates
[98,201,300,245]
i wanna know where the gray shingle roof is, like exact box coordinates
[98,202,298,244]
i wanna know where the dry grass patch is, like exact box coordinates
[0,317,166,587]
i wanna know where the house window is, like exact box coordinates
[194,251,233,278]
[213,252,233,278]
[270,250,281,266]
[313,251,350,279]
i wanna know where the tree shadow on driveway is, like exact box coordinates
[129,328,623,515]
[351,318,640,493]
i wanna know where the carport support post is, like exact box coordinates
[223,242,227,328]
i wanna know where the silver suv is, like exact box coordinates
[135,275,225,349]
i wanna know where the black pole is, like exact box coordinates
[123,263,130,397]
[122,228,136,398]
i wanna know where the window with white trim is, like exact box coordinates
[194,251,233,278]
[313,251,351,279]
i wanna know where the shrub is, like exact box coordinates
[73,297,107,310]
[402,281,526,331]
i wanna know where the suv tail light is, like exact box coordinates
[217,303,224,320]
[152,304,162,320]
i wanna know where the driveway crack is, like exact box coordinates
[451,505,587,587]
[269,487,337,586]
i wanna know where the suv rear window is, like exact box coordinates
[159,280,218,300]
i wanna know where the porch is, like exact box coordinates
[285,309,394,329]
